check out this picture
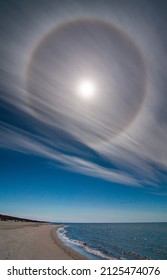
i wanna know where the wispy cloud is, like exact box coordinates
[0,121,140,187]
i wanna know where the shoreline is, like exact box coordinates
[0,221,88,260]
[51,225,89,260]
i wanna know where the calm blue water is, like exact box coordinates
[57,223,167,260]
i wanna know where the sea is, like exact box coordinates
[56,223,167,260]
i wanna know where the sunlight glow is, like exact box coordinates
[77,79,96,100]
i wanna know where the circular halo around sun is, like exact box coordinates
[26,18,146,147]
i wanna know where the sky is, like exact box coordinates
[0,0,167,222]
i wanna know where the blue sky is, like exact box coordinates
[0,0,167,222]
[0,150,166,222]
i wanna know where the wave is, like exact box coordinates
[57,226,115,260]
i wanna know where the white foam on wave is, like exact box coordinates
[57,226,115,260]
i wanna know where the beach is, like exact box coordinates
[0,221,87,260]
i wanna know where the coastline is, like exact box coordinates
[51,225,88,260]
[0,221,88,260]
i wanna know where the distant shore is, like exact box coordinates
[0,215,87,260]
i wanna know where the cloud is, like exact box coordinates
[0,121,140,187]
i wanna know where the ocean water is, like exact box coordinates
[57,223,167,260]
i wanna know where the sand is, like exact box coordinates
[0,221,88,260]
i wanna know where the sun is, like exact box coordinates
[77,79,96,100]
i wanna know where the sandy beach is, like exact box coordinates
[0,221,87,260]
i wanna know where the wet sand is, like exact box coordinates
[0,221,87,260]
